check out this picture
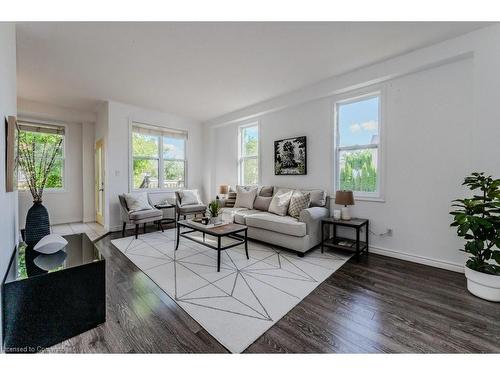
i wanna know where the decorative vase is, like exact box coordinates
[465,265,500,302]
[25,201,50,247]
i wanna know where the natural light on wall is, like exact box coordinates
[131,122,187,190]
[335,93,381,198]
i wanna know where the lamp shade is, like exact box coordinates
[219,185,229,194]
[335,190,354,206]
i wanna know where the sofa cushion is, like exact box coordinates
[233,209,261,224]
[129,209,163,221]
[245,213,307,237]
[288,191,311,218]
[253,196,272,211]
[258,185,274,197]
[268,189,293,216]
[234,186,258,209]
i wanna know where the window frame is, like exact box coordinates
[333,90,384,201]
[238,122,260,186]
[17,119,67,193]
[129,121,188,192]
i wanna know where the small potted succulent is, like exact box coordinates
[208,200,222,224]
[450,172,500,301]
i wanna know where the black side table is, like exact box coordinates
[321,217,369,259]
[154,203,176,228]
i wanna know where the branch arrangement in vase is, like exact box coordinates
[17,125,63,203]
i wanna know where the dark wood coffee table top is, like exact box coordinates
[178,220,247,236]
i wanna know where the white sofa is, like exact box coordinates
[219,186,330,256]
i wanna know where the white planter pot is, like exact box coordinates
[209,216,221,225]
[465,265,500,302]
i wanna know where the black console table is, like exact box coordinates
[321,217,369,259]
[1,233,106,353]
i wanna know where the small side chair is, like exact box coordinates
[174,190,207,223]
[119,194,164,239]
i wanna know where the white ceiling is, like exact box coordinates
[16,22,489,122]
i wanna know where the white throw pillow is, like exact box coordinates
[124,192,153,212]
[179,189,202,206]
[234,186,258,209]
[34,234,68,254]
[268,189,293,216]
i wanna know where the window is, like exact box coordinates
[238,124,259,185]
[335,93,381,198]
[131,123,187,190]
[17,121,65,190]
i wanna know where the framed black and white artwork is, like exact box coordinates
[274,136,307,175]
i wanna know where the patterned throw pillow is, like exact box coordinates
[288,191,311,218]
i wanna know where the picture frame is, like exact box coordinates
[274,136,307,175]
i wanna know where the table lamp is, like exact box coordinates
[218,184,229,199]
[335,190,354,220]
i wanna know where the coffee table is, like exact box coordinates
[176,220,248,272]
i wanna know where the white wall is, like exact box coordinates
[17,99,97,226]
[204,24,500,272]
[0,22,18,349]
[101,101,204,231]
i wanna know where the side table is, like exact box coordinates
[154,203,176,229]
[321,217,369,259]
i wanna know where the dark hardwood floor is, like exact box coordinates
[45,225,500,353]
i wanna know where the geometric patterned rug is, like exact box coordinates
[111,228,350,353]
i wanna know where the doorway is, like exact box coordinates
[95,139,105,225]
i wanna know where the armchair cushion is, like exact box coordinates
[178,204,207,214]
[129,209,163,221]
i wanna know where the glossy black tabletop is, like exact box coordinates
[3,233,102,284]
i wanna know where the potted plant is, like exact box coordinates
[208,200,222,224]
[17,125,63,246]
[450,172,500,301]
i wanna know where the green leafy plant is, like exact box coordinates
[208,200,221,218]
[450,172,500,275]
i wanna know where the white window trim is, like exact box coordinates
[238,121,260,186]
[17,118,68,193]
[333,89,385,202]
[128,120,188,192]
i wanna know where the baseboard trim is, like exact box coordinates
[369,245,464,273]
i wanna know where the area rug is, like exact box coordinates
[111,229,350,353]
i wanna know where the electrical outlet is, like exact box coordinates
[387,228,393,237]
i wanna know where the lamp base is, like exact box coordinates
[341,207,351,220]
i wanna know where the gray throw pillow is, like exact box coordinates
[288,191,311,218]
[253,196,272,211]
[268,189,293,216]
[259,185,274,197]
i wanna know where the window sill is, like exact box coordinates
[19,189,67,194]
[354,196,385,203]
